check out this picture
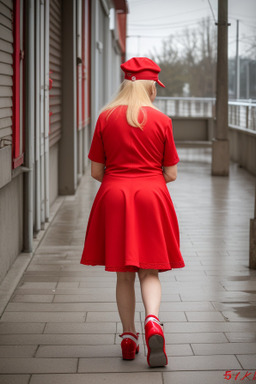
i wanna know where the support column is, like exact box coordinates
[212,0,230,176]
[249,185,256,269]
[23,0,35,252]
[59,0,77,194]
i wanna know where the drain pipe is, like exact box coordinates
[23,0,35,252]
[44,0,50,222]
[34,0,41,233]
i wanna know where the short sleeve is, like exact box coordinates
[88,114,106,164]
[162,119,179,166]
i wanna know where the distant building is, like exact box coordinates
[0,0,128,284]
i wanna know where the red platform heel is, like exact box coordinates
[144,315,168,367]
[119,332,140,360]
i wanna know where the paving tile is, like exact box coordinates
[164,322,256,333]
[20,276,59,282]
[225,332,256,342]
[221,282,256,291]
[14,287,115,295]
[0,357,77,373]
[36,344,121,357]
[164,332,228,344]
[0,334,114,345]
[86,311,140,322]
[236,355,256,369]
[78,281,118,287]
[191,342,256,355]
[4,302,120,312]
[222,311,256,322]
[0,376,30,384]
[44,322,116,334]
[0,312,86,323]
[206,270,256,277]
[0,322,45,334]
[18,282,57,288]
[185,311,226,321]
[57,282,80,288]
[10,295,54,303]
[152,312,187,322]
[159,302,215,311]
[0,345,37,357]
[52,294,119,303]
[29,373,163,384]
[165,344,193,356]
[180,292,256,302]
[211,302,255,311]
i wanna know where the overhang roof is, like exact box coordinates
[113,0,129,14]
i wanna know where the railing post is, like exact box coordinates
[212,101,216,119]
[246,105,249,129]
[252,106,256,131]
[204,101,207,117]
[164,99,167,115]
[188,100,191,116]
[175,100,179,116]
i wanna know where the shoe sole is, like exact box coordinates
[148,334,167,367]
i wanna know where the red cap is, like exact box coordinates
[120,57,165,88]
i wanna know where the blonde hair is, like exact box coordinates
[100,79,158,130]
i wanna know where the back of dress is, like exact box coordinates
[80,104,185,273]
[88,105,179,177]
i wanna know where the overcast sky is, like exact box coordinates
[126,0,256,60]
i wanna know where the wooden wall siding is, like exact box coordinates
[0,0,13,144]
[49,0,62,147]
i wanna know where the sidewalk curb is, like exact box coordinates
[0,195,66,318]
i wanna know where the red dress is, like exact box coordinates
[80,105,185,272]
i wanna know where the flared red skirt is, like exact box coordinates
[80,174,185,272]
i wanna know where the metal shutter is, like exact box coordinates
[49,0,62,147]
[0,0,13,146]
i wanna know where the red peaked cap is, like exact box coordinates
[120,57,165,88]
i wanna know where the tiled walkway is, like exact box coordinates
[0,157,256,384]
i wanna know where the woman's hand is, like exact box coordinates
[162,165,177,183]
[91,161,105,182]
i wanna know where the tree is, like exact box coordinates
[151,37,185,96]
[151,17,217,97]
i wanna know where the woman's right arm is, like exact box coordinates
[91,161,105,182]
[162,165,177,183]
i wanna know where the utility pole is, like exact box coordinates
[235,20,240,99]
[137,35,141,57]
[246,61,250,99]
[250,184,256,269]
[211,0,230,176]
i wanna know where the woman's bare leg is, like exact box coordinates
[116,271,137,334]
[138,269,161,318]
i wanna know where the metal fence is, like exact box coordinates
[154,97,256,131]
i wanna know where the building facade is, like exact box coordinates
[0,0,128,284]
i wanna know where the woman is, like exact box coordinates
[80,57,185,367]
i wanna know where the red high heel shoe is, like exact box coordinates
[144,315,168,367]
[119,332,140,360]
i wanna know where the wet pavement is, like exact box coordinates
[0,154,256,384]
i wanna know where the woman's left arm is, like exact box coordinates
[91,161,105,182]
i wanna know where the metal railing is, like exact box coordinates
[154,97,256,132]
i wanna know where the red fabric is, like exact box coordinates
[121,57,165,87]
[121,57,161,75]
[80,106,185,272]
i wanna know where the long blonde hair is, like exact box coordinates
[100,80,158,130]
